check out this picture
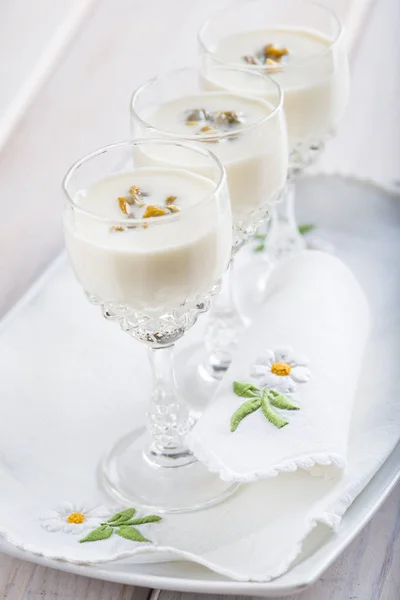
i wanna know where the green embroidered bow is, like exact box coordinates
[230,381,300,432]
[79,508,161,544]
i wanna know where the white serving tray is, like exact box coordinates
[0,174,399,596]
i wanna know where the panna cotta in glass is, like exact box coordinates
[198,0,349,257]
[63,140,237,513]
[202,26,349,151]
[130,67,287,381]
[131,67,287,239]
[64,143,232,313]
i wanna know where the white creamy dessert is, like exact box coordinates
[133,92,288,224]
[64,167,232,311]
[204,28,349,150]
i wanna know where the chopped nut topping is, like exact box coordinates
[263,44,289,61]
[197,125,219,142]
[110,225,125,232]
[266,57,283,72]
[200,125,214,132]
[167,204,180,213]
[165,195,177,205]
[128,185,148,207]
[186,108,205,122]
[215,111,244,125]
[118,197,129,215]
[185,108,213,123]
[242,43,289,67]
[243,54,259,65]
[129,185,141,196]
[142,205,169,218]
[184,107,245,141]
[185,108,215,126]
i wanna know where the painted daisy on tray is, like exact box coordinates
[40,502,109,535]
[250,347,311,394]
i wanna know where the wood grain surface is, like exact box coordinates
[0,0,399,598]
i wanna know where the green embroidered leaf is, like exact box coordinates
[298,223,316,236]
[254,243,265,252]
[79,524,113,543]
[255,233,267,240]
[230,398,261,432]
[269,391,300,411]
[233,381,260,398]
[116,526,150,543]
[261,391,289,429]
[123,515,162,526]
[107,508,136,525]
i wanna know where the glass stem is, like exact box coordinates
[147,345,195,465]
[201,258,247,380]
[265,172,306,260]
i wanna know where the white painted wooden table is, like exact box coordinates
[0,0,399,597]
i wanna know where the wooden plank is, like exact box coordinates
[0,0,97,152]
[0,553,151,600]
[317,0,400,183]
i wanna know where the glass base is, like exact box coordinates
[101,427,239,513]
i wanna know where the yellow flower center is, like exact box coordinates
[66,512,85,524]
[271,361,291,376]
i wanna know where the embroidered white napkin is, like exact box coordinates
[188,251,370,481]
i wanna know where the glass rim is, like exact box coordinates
[197,0,344,69]
[62,138,227,225]
[130,65,284,141]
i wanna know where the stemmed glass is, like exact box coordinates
[130,66,287,382]
[63,139,237,512]
[199,0,349,260]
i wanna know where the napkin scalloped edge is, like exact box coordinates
[186,431,347,482]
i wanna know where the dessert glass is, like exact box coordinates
[199,0,349,259]
[63,140,236,512]
[130,66,287,381]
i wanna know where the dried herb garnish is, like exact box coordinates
[142,205,169,218]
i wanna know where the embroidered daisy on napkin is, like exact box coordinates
[231,347,310,431]
[251,348,311,392]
